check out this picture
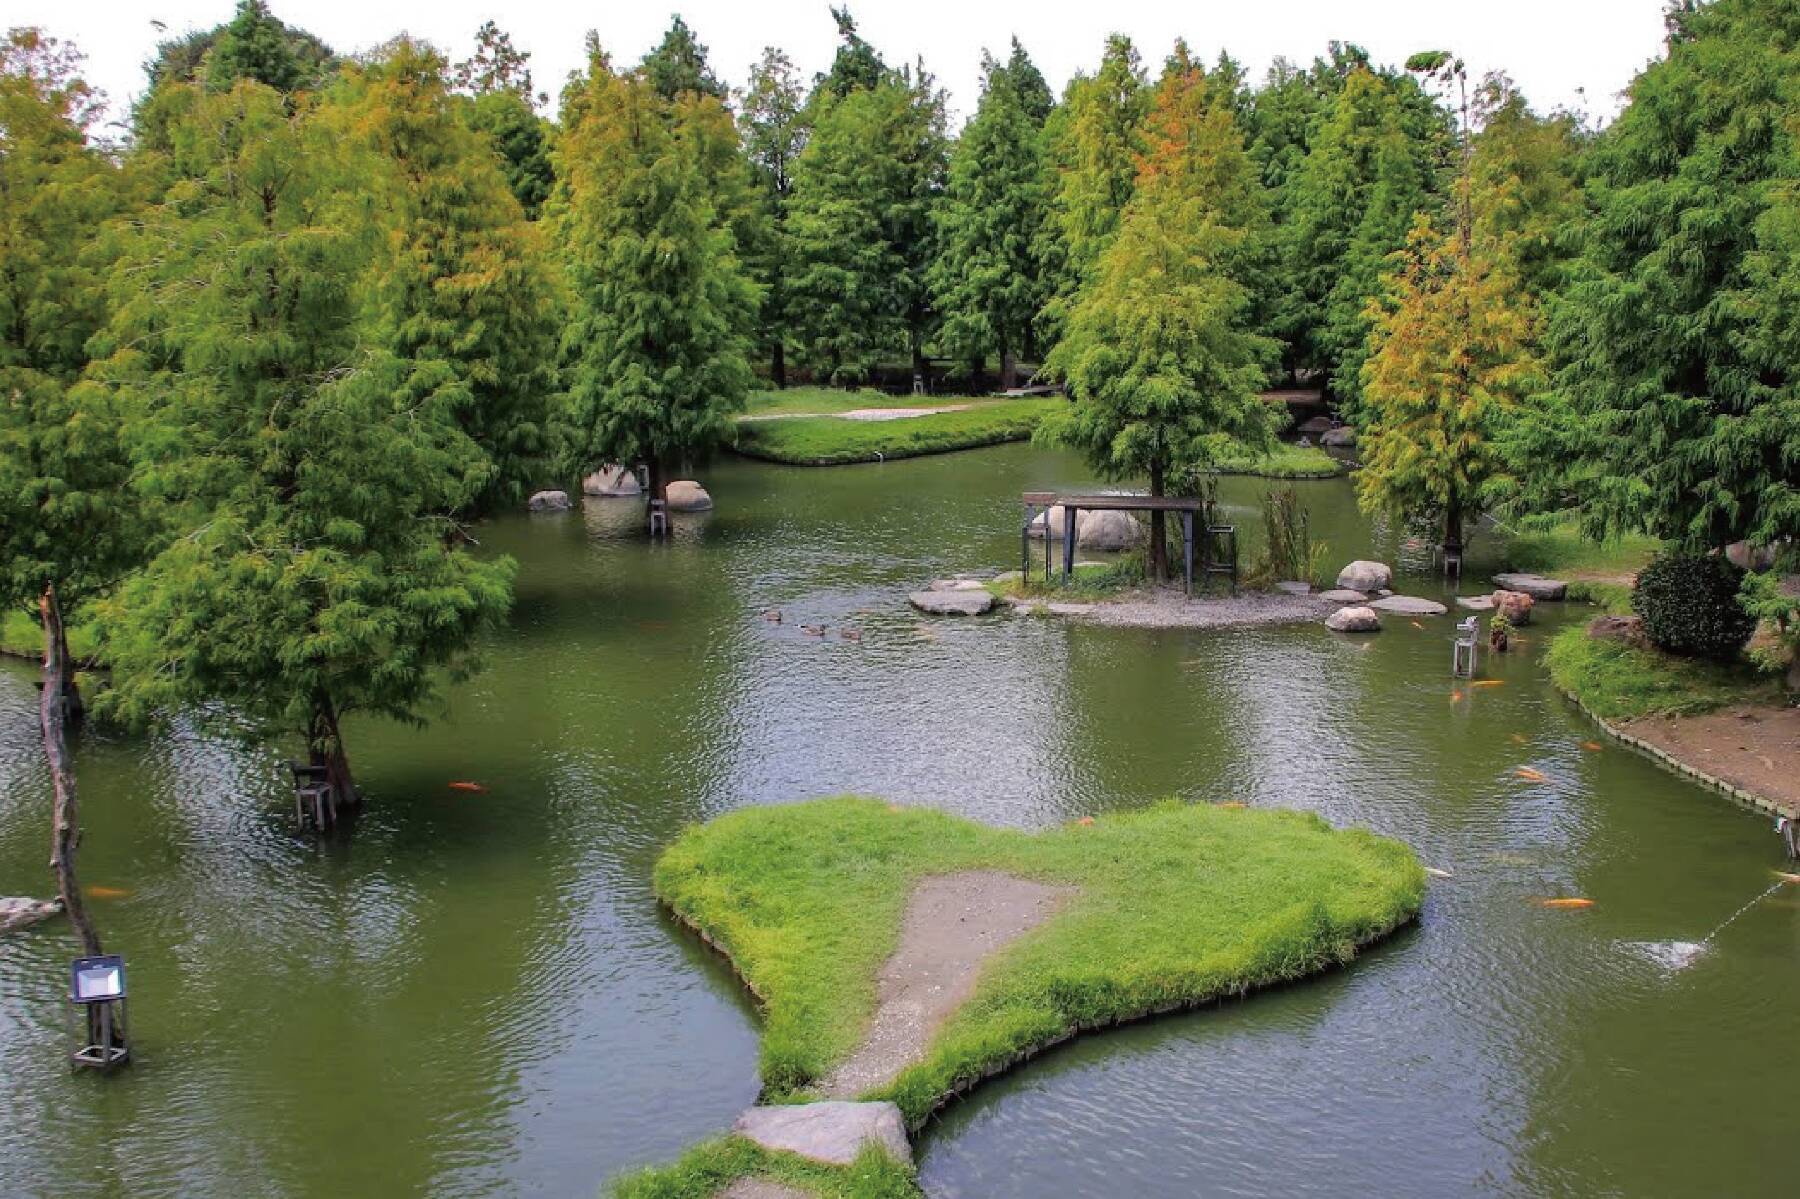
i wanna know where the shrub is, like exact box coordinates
[1630,551,1756,660]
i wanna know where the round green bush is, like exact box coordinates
[1630,552,1756,659]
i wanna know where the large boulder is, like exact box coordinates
[1076,509,1142,551]
[909,589,995,616]
[527,489,571,513]
[1492,572,1567,601]
[1725,541,1778,571]
[1369,595,1448,616]
[665,480,713,512]
[1320,426,1357,448]
[1296,415,1333,436]
[1325,606,1381,632]
[733,1101,911,1167]
[1490,589,1534,625]
[1025,504,1069,540]
[1587,614,1646,645]
[1336,560,1392,593]
[582,465,640,497]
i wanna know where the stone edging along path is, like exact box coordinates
[1556,685,1799,821]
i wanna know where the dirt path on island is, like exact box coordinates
[820,871,1076,1099]
[1620,704,1800,818]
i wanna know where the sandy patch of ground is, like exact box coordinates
[820,871,1075,1098]
[1620,704,1800,818]
[1069,586,1336,630]
[838,405,970,422]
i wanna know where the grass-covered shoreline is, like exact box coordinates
[1212,443,1345,478]
[733,398,1056,465]
[1544,623,1784,720]
[651,796,1422,1126]
[612,1139,918,1199]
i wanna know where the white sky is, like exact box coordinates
[16,1,1671,133]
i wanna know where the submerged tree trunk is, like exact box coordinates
[307,695,360,826]
[1148,459,1169,582]
[42,586,101,959]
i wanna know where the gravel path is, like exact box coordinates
[1071,587,1336,629]
[820,871,1075,1098]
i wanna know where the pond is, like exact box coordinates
[1,442,1794,1197]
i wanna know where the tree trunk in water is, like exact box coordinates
[771,341,787,391]
[43,587,101,956]
[307,696,359,827]
[43,587,119,1052]
[1444,497,1464,562]
[1148,460,1168,582]
[999,330,1017,393]
[644,456,667,535]
[55,622,84,726]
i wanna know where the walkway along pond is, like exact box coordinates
[2,442,1796,1197]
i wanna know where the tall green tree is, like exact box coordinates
[1039,34,1148,348]
[552,53,756,508]
[788,60,947,384]
[1522,0,1800,550]
[932,43,1052,388]
[453,21,554,217]
[640,14,727,101]
[738,47,808,387]
[0,28,142,717]
[323,38,561,513]
[1042,56,1279,577]
[96,80,513,825]
[452,19,541,102]
[134,0,336,147]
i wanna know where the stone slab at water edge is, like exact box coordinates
[732,1101,911,1167]
[1493,572,1569,601]
[1320,588,1369,604]
[1336,560,1393,592]
[1369,595,1449,616]
[909,589,995,615]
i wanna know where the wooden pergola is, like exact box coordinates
[1021,492,1237,596]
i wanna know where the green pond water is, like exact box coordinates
[1,442,1795,1198]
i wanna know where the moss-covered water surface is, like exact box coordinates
[2,443,1795,1197]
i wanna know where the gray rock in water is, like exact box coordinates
[527,490,571,513]
[1336,560,1393,592]
[1490,589,1534,625]
[1320,425,1357,448]
[1025,505,1068,540]
[1319,588,1368,604]
[909,590,995,616]
[1076,509,1141,551]
[1297,415,1333,435]
[1455,594,1496,611]
[1492,572,1567,601]
[927,578,989,592]
[1369,595,1449,616]
[720,1180,811,1199]
[1,897,61,935]
[733,1101,911,1167]
[1325,606,1381,632]
[1275,580,1313,595]
[665,480,713,511]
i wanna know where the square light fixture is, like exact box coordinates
[70,955,126,1005]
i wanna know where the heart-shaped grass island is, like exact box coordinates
[617,797,1423,1198]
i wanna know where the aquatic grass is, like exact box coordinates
[610,1138,919,1199]
[652,796,1423,1126]
[1545,623,1783,720]
[732,399,1057,465]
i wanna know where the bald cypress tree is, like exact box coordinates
[552,52,756,509]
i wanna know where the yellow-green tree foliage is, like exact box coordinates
[1356,214,1538,549]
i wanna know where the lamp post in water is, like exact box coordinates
[68,954,130,1071]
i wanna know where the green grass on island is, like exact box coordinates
[733,397,1056,465]
[1545,623,1784,720]
[612,1139,919,1199]
[652,796,1423,1126]
[1,609,99,662]
[1211,442,1345,479]
[741,386,986,419]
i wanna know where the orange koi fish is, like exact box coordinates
[85,885,131,900]
[1075,816,1096,826]
[1216,801,1248,810]
[1450,690,1465,703]
[1514,767,1549,783]
[448,781,487,793]
[1510,733,1528,745]
[1774,872,1800,885]
[1535,897,1595,910]
[1581,741,1604,752]
[1410,620,1425,630]
[1472,680,1504,689]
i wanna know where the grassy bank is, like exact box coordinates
[1212,443,1346,478]
[1504,523,1660,580]
[733,398,1056,465]
[990,557,1142,601]
[613,1139,918,1199]
[1544,624,1784,719]
[653,796,1422,1125]
[1,610,99,662]
[743,387,974,419]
